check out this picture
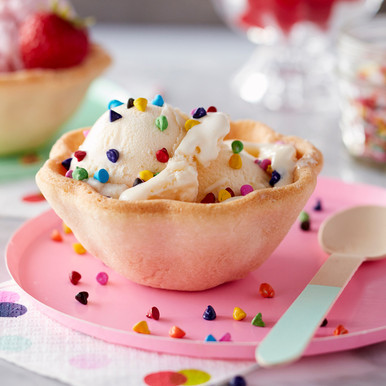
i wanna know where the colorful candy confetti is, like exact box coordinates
[132,321,150,334]
[96,272,109,285]
[72,167,88,181]
[134,97,147,112]
[69,271,81,285]
[203,305,216,321]
[151,94,164,107]
[229,154,242,169]
[110,110,122,122]
[106,149,119,163]
[259,282,275,298]
[75,291,88,305]
[146,306,160,320]
[155,115,168,131]
[72,243,86,255]
[233,307,247,321]
[251,313,265,327]
[169,326,186,339]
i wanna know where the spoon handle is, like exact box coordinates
[256,253,364,367]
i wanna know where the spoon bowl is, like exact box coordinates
[318,205,386,259]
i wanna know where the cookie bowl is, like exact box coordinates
[0,44,111,156]
[36,120,322,291]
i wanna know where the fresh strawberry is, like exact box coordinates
[19,12,89,69]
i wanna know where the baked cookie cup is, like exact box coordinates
[36,120,323,291]
[0,44,111,156]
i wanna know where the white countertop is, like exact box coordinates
[0,24,385,386]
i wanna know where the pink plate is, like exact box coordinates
[6,177,386,360]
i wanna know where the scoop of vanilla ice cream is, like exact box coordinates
[70,103,188,198]
[196,144,270,202]
[0,0,74,72]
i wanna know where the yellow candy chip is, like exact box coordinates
[233,307,247,321]
[229,154,242,169]
[184,119,200,131]
[266,165,273,175]
[134,97,148,112]
[72,243,86,255]
[139,170,154,181]
[62,222,72,234]
[218,189,231,202]
[132,321,150,334]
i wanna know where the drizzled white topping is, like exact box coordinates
[119,112,229,201]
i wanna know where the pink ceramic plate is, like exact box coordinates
[6,177,386,360]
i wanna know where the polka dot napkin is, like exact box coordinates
[0,281,255,386]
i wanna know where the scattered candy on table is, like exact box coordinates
[50,229,62,242]
[75,291,88,305]
[203,305,217,321]
[251,313,265,327]
[259,283,275,298]
[205,334,217,342]
[69,271,81,285]
[219,332,232,342]
[132,320,150,334]
[62,222,72,234]
[96,272,109,285]
[334,324,348,336]
[233,307,247,321]
[320,318,328,327]
[72,243,86,255]
[299,211,311,231]
[146,306,160,320]
[169,326,186,339]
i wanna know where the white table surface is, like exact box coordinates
[0,24,385,386]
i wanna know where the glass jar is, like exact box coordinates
[338,16,386,165]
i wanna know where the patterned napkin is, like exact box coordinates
[0,281,256,386]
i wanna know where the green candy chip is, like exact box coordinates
[299,211,310,222]
[155,115,168,132]
[231,140,244,154]
[73,166,88,181]
[251,313,265,327]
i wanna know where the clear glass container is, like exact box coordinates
[212,0,383,111]
[338,16,386,165]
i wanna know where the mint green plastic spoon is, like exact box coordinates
[256,205,386,367]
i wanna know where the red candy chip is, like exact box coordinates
[225,187,235,197]
[201,192,215,204]
[146,306,160,320]
[69,271,81,285]
[156,148,169,163]
[74,150,86,162]
[207,106,217,112]
[259,282,275,298]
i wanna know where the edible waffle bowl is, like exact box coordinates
[0,44,111,156]
[36,120,323,291]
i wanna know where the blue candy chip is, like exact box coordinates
[204,334,217,342]
[193,107,207,119]
[151,94,164,107]
[106,149,119,163]
[94,169,109,183]
[108,99,124,109]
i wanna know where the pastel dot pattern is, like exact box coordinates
[0,335,32,352]
[69,353,111,369]
[0,303,27,318]
[178,369,211,385]
[0,291,20,303]
[144,371,187,386]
